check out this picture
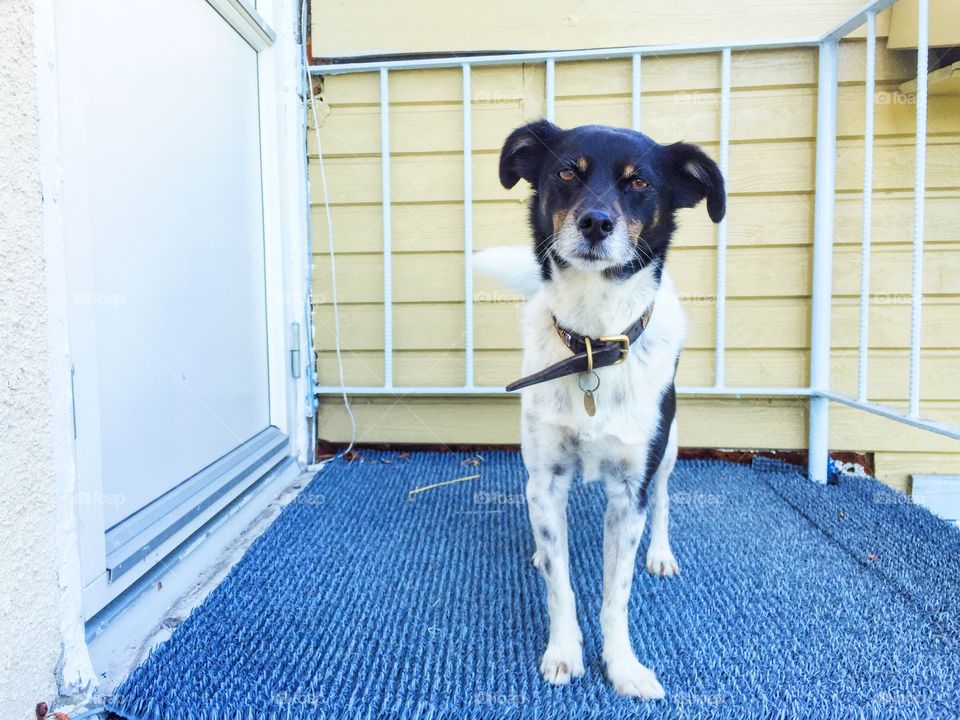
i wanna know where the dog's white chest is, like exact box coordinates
[518,269,686,457]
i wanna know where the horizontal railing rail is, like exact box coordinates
[309,0,960,481]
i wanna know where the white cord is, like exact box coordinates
[301,0,356,467]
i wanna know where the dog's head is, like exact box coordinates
[499,120,725,280]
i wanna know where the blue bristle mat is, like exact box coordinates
[108,452,960,719]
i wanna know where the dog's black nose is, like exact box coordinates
[577,210,615,243]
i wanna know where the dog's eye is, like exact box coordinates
[629,178,649,191]
[558,168,577,182]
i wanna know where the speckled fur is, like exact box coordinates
[481,120,725,700]
[520,263,684,698]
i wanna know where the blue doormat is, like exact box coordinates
[108,451,960,719]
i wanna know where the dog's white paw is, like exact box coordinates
[645,544,680,577]
[605,655,665,699]
[539,637,585,685]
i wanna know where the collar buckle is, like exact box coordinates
[598,334,630,364]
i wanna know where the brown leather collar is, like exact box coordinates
[506,304,654,392]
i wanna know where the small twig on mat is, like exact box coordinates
[407,474,481,502]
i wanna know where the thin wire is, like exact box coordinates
[301,0,356,463]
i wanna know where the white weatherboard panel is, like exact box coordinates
[57,0,271,530]
[912,475,960,525]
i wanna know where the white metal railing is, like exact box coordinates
[310,0,960,482]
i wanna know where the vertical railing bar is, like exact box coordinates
[379,68,394,388]
[462,64,475,388]
[714,48,732,388]
[857,12,876,403]
[545,59,555,122]
[908,0,929,418]
[808,39,840,484]
[631,54,642,130]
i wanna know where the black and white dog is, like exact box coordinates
[475,121,725,699]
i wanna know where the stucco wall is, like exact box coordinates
[0,0,64,716]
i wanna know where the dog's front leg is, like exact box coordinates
[526,464,584,684]
[645,420,680,577]
[600,478,665,700]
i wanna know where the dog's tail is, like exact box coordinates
[473,246,542,298]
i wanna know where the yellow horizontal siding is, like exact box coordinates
[315,399,960,452]
[313,298,960,351]
[312,192,960,253]
[315,349,960,402]
[310,38,960,492]
[315,85,959,156]
[308,138,960,202]
[312,244,960,303]
[310,0,885,57]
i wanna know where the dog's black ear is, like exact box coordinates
[665,142,726,223]
[499,119,562,189]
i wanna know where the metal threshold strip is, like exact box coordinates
[104,426,290,581]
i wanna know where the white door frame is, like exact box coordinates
[35,0,311,692]
[53,0,310,621]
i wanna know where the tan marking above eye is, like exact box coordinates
[622,164,635,178]
[575,157,588,172]
[558,168,576,181]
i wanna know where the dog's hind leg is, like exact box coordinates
[645,419,680,577]
[525,462,584,685]
[600,470,665,700]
